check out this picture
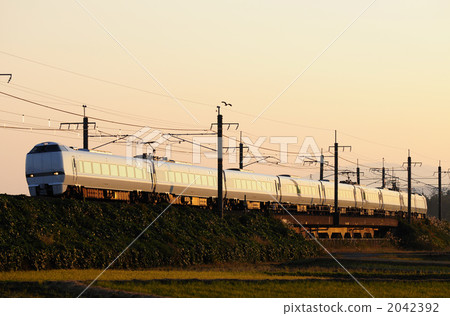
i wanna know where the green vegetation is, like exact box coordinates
[0,195,317,271]
[394,218,450,250]
[427,191,450,221]
[1,279,447,298]
[94,279,449,298]
[1,193,449,297]
[1,255,448,297]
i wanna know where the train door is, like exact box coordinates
[317,184,322,205]
[354,186,363,208]
[222,170,227,199]
[148,160,156,192]
[378,190,383,210]
[399,193,405,211]
[319,182,326,205]
[275,178,281,202]
[72,156,78,184]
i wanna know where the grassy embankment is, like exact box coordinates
[1,194,449,297]
[0,194,317,271]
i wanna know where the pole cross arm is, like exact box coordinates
[210,122,239,130]
[0,74,12,83]
[59,122,97,130]
[328,145,352,152]
[402,161,422,167]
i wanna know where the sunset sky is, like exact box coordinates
[1,0,449,195]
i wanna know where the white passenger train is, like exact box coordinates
[25,142,427,217]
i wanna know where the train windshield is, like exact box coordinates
[28,144,66,154]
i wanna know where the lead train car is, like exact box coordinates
[25,142,427,216]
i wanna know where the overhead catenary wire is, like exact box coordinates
[0,85,444,187]
[0,82,205,129]
[2,50,447,167]
[0,90,210,132]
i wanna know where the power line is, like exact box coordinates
[0,90,210,132]
[0,82,204,129]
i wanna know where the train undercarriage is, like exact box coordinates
[61,185,425,221]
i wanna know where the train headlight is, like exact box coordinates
[54,172,59,175]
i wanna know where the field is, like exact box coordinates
[1,252,449,298]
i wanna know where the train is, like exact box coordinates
[25,142,427,217]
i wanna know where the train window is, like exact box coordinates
[302,186,308,195]
[77,161,84,173]
[83,161,92,174]
[92,163,101,175]
[101,164,110,176]
[168,171,175,182]
[261,182,266,192]
[110,164,118,176]
[201,175,207,186]
[241,180,246,189]
[301,186,306,195]
[182,173,188,184]
[135,168,143,179]
[207,176,214,186]
[246,180,252,190]
[143,169,147,179]
[188,174,195,184]
[28,144,63,154]
[175,172,182,183]
[127,166,135,178]
[119,165,126,177]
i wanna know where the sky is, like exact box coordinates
[1,0,449,195]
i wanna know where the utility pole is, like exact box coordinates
[369,158,387,189]
[210,101,238,218]
[407,152,411,223]
[433,161,450,220]
[334,135,338,225]
[60,105,96,150]
[402,150,422,224]
[218,106,223,218]
[223,131,247,169]
[356,159,360,185]
[328,130,351,226]
[320,148,324,181]
[314,148,332,181]
[239,131,244,169]
[438,162,442,220]
[83,105,88,150]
